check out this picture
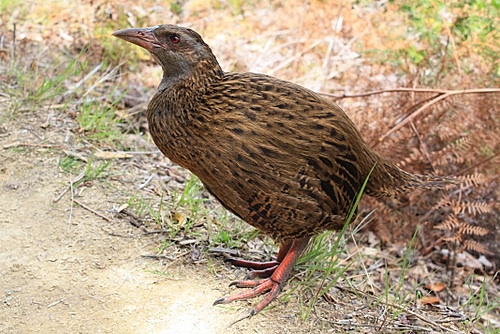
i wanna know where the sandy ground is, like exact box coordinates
[0,115,329,334]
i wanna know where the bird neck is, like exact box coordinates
[158,55,224,94]
[148,58,223,126]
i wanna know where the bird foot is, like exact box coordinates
[213,277,282,316]
[214,237,310,317]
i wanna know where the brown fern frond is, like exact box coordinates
[442,234,463,243]
[456,173,488,187]
[461,240,493,255]
[431,136,470,167]
[452,136,472,151]
[376,88,500,143]
[458,224,490,237]
[435,123,466,142]
[434,214,460,231]
[451,200,493,216]
[435,150,466,167]
[362,87,497,262]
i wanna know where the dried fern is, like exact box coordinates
[451,200,493,216]
[456,173,488,188]
[462,240,493,256]
[434,214,460,231]
[458,224,490,237]
[363,92,497,260]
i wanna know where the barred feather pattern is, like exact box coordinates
[142,25,455,242]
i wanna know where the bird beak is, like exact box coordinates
[112,27,164,51]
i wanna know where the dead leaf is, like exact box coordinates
[420,296,441,305]
[171,212,187,227]
[425,282,446,293]
[94,151,133,159]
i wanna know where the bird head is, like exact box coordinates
[113,24,221,82]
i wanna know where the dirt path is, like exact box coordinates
[0,117,324,334]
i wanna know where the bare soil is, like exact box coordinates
[0,110,328,334]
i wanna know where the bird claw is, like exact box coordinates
[214,278,281,316]
[214,238,310,317]
[213,297,226,306]
[229,278,266,288]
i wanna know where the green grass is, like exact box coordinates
[164,175,210,238]
[377,227,425,321]
[127,193,165,226]
[4,56,84,115]
[461,274,500,331]
[58,155,81,173]
[367,0,499,84]
[209,212,261,250]
[58,153,111,187]
[76,98,123,142]
[172,175,208,220]
[80,155,112,185]
[0,0,21,18]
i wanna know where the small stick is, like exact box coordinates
[342,287,460,333]
[378,88,499,143]
[47,299,65,308]
[53,172,85,203]
[141,254,177,260]
[67,175,75,232]
[318,87,499,143]
[73,198,115,223]
[138,174,155,189]
[3,142,63,149]
[318,87,499,99]
[378,92,452,143]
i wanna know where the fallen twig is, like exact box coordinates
[318,87,499,99]
[138,174,155,189]
[319,87,499,144]
[53,172,85,203]
[141,254,177,260]
[73,198,115,223]
[47,299,66,308]
[3,142,63,149]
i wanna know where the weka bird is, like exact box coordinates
[113,25,452,316]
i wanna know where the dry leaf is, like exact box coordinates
[171,212,187,227]
[425,282,446,293]
[94,151,133,159]
[420,296,441,305]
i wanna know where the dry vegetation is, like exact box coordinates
[0,0,498,333]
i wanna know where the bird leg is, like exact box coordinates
[214,237,310,316]
[224,239,294,279]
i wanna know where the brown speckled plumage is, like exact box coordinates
[113,24,453,317]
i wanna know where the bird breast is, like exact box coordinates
[146,72,372,240]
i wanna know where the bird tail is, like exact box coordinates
[396,171,458,192]
[366,160,458,198]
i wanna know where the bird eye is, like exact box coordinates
[170,34,180,44]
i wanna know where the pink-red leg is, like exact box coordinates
[224,239,294,279]
[214,237,310,316]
